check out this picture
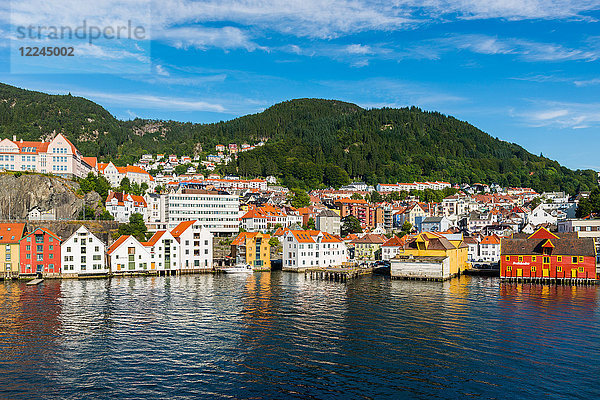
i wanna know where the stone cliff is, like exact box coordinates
[0,173,101,220]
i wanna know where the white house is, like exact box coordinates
[61,226,108,276]
[142,230,181,273]
[381,235,408,261]
[282,230,347,271]
[528,204,557,227]
[105,191,148,222]
[108,235,151,273]
[170,220,214,270]
[478,235,501,264]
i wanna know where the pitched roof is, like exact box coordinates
[480,235,501,245]
[289,230,315,243]
[171,220,196,238]
[82,156,97,168]
[142,231,166,247]
[382,235,408,247]
[231,232,271,246]
[0,223,26,243]
[108,235,131,254]
[352,233,386,244]
[21,227,61,242]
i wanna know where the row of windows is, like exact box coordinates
[507,255,584,263]
[0,164,15,170]
[52,147,68,154]
[22,155,36,162]
[52,165,67,172]
[52,156,68,163]
[63,264,104,271]
[169,196,237,202]
[0,155,14,161]
[507,266,585,273]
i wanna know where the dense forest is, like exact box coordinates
[0,83,596,194]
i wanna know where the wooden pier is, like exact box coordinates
[305,266,372,282]
[26,279,44,286]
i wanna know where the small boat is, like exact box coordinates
[222,263,254,274]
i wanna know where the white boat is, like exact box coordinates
[222,263,254,274]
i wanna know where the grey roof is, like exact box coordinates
[422,217,444,223]
[318,209,339,218]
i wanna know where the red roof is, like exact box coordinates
[382,235,408,247]
[21,227,61,242]
[108,235,131,254]
[82,157,97,168]
[142,231,166,247]
[0,223,26,243]
[171,220,196,238]
[480,235,501,245]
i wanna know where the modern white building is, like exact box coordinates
[61,226,108,276]
[0,134,95,178]
[144,193,169,223]
[170,220,214,270]
[528,204,557,227]
[105,191,148,223]
[282,230,347,271]
[167,189,240,235]
[108,235,151,273]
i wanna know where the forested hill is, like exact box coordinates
[0,82,596,194]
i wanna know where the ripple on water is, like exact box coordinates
[1,275,600,399]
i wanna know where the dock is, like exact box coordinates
[305,266,372,282]
[26,279,44,286]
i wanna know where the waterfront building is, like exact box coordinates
[105,191,148,223]
[0,223,26,279]
[500,227,597,281]
[19,227,61,277]
[478,235,501,264]
[61,226,107,277]
[390,232,469,280]
[0,134,94,178]
[283,230,347,271]
[142,230,180,273]
[231,232,271,271]
[170,220,213,271]
[108,235,151,273]
[167,188,240,235]
[381,235,409,261]
[351,234,386,261]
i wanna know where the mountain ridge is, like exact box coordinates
[0,82,596,194]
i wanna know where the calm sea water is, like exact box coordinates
[1,273,599,400]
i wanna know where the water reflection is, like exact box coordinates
[0,275,599,399]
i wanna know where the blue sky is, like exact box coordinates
[0,0,599,170]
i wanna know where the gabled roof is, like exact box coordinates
[501,236,595,257]
[321,232,342,243]
[480,235,501,245]
[528,227,559,240]
[288,230,316,243]
[382,235,408,247]
[108,235,132,254]
[0,223,26,244]
[171,220,196,238]
[352,233,386,245]
[21,227,61,242]
[142,231,166,247]
[82,156,97,168]
[231,232,271,246]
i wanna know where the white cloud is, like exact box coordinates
[518,100,600,129]
[574,78,600,86]
[74,90,227,113]
[156,26,265,51]
[155,65,170,76]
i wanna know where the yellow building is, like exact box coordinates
[231,232,271,271]
[351,234,386,261]
[0,223,26,279]
[391,232,469,280]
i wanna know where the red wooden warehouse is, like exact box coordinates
[500,227,597,282]
[19,228,62,277]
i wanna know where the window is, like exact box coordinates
[572,256,578,264]
[543,257,550,264]
[531,266,536,272]
[49,245,53,251]
[557,256,562,262]
[579,256,584,262]
[26,245,30,251]
[67,247,71,252]
[36,245,43,252]
[505,256,510,261]
[578,267,584,273]
[557,266,563,272]
[518,256,523,262]
[532,256,536,262]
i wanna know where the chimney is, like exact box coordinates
[20,139,23,143]
[12,135,16,141]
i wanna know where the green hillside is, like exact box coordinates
[0,83,596,194]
